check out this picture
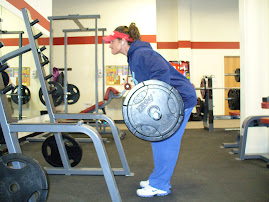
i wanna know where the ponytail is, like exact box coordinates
[114,23,141,44]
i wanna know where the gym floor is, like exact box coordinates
[20,119,268,202]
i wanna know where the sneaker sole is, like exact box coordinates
[137,192,169,197]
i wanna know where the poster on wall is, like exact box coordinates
[169,61,190,80]
[106,65,131,85]
[5,67,30,86]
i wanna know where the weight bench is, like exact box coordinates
[237,98,269,166]
[80,87,125,114]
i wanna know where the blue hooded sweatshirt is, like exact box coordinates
[127,40,197,109]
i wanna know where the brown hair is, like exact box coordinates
[114,23,141,45]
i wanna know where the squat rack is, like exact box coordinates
[62,27,107,113]
[48,14,102,114]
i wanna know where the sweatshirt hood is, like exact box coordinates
[127,40,152,58]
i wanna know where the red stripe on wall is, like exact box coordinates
[6,0,50,31]
[0,36,240,49]
[157,42,178,49]
[191,42,240,49]
[178,41,191,48]
[158,41,239,49]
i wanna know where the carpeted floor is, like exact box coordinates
[19,127,269,202]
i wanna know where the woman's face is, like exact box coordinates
[109,39,123,55]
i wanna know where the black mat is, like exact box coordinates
[20,128,269,202]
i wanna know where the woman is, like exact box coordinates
[103,23,197,197]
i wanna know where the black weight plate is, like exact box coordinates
[0,126,5,144]
[196,97,202,115]
[200,78,206,99]
[39,81,64,107]
[11,85,31,105]
[123,80,184,142]
[0,153,48,201]
[1,71,9,87]
[67,84,80,105]
[234,68,240,82]
[42,134,82,167]
[228,89,240,110]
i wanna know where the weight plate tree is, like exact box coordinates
[42,133,83,167]
[123,80,185,142]
[0,153,49,201]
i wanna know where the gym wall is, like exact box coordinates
[1,0,240,120]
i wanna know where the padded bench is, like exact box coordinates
[80,87,120,114]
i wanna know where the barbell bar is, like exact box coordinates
[224,73,240,76]
[195,87,240,90]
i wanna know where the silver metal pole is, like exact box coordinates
[102,30,105,100]
[18,33,23,120]
[49,19,53,76]
[95,18,98,114]
[64,32,68,113]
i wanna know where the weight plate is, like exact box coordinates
[0,126,5,144]
[234,68,240,82]
[11,85,31,105]
[200,78,206,99]
[1,71,9,87]
[67,84,80,105]
[42,133,82,167]
[0,153,48,201]
[228,89,240,110]
[39,81,64,107]
[123,80,184,142]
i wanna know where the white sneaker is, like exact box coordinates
[139,180,149,188]
[136,185,170,197]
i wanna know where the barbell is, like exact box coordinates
[39,81,80,106]
[196,78,240,110]
[122,80,185,142]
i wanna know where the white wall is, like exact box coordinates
[157,0,240,115]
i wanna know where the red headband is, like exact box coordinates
[103,31,134,43]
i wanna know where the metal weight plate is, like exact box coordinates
[0,125,5,144]
[234,68,240,82]
[67,84,80,105]
[39,81,64,107]
[228,89,240,110]
[11,85,31,105]
[200,78,206,99]
[42,133,82,167]
[1,71,9,87]
[0,153,49,201]
[122,80,184,142]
